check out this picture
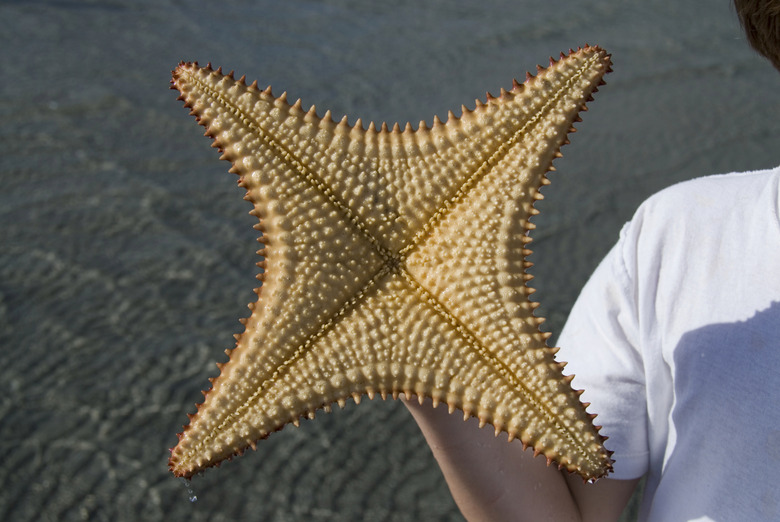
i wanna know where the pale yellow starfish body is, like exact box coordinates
[169,46,614,480]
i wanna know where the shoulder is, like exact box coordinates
[633,166,779,221]
[617,165,780,255]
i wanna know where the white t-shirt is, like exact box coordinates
[557,167,780,522]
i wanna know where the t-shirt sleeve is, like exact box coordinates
[556,223,650,480]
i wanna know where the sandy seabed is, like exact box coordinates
[1,1,778,520]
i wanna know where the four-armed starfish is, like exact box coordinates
[169,45,614,481]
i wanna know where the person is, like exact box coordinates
[405,1,780,520]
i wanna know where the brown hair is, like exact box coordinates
[734,0,780,70]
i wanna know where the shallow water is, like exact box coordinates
[0,1,777,520]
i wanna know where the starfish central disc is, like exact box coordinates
[169,46,614,480]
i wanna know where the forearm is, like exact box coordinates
[405,398,639,522]
[405,398,580,522]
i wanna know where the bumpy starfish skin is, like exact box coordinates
[169,46,613,480]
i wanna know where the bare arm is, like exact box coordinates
[405,398,639,522]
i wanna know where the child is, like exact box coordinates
[405,1,780,520]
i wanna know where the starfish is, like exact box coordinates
[169,45,614,481]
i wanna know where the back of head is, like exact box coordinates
[734,0,780,71]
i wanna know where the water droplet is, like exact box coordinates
[178,477,198,503]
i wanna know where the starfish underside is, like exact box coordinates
[169,46,614,480]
